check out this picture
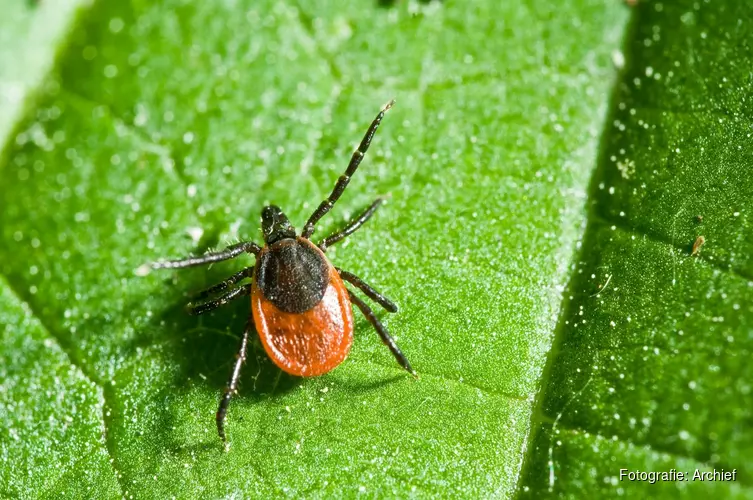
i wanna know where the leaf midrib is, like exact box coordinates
[514,5,753,492]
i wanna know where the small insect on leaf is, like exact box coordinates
[691,235,706,256]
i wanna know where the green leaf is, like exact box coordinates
[519,1,753,497]
[20,0,745,498]
[0,0,87,145]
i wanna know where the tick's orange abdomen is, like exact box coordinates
[252,266,354,377]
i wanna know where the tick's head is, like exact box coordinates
[261,205,296,244]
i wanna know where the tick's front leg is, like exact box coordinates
[151,241,260,270]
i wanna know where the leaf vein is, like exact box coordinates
[354,357,530,402]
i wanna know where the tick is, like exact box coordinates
[150,100,415,444]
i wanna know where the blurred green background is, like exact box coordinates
[0,0,751,498]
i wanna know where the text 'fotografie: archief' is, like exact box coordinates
[620,469,737,483]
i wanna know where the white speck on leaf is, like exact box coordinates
[611,50,625,69]
[186,227,204,243]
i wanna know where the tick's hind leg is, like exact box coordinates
[319,197,386,251]
[338,268,397,313]
[187,283,252,315]
[151,241,261,269]
[216,318,253,448]
[348,290,416,377]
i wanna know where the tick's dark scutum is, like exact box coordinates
[255,238,329,313]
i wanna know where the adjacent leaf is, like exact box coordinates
[0,0,628,497]
[519,1,753,497]
[0,0,88,144]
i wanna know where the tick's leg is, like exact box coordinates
[348,290,416,377]
[216,317,252,447]
[151,241,261,269]
[338,268,397,313]
[319,197,386,251]
[187,283,252,316]
[302,100,395,238]
[193,267,254,301]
